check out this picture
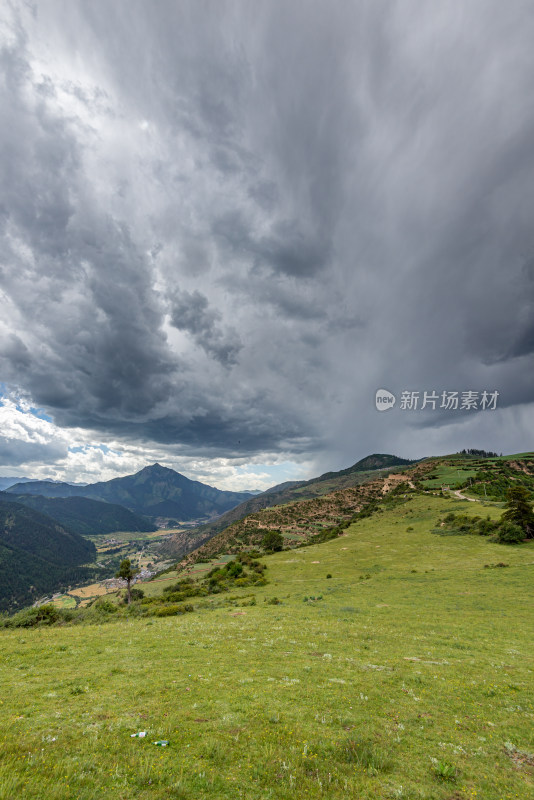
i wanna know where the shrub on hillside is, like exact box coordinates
[2,603,62,628]
[313,526,342,543]
[496,521,525,544]
[435,513,498,537]
[148,603,194,617]
[262,530,284,552]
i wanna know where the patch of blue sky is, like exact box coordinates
[27,406,54,422]
[0,386,53,421]
[68,443,119,455]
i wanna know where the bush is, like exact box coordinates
[162,591,187,603]
[149,603,194,617]
[313,526,341,544]
[435,512,498,538]
[262,530,284,552]
[92,598,118,614]
[226,561,244,578]
[118,586,145,604]
[496,521,525,544]
[477,516,498,536]
[3,603,62,628]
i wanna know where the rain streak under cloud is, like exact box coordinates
[1,0,533,488]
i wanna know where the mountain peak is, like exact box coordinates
[141,463,174,474]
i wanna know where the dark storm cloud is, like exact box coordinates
[212,211,331,278]
[0,36,175,430]
[1,0,534,473]
[0,334,32,370]
[170,289,242,367]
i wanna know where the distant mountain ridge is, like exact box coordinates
[0,477,35,491]
[314,453,417,481]
[4,493,157,537]
[7,463,253,522]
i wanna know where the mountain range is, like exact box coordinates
[0,476,36,491]
[6,463,253,522]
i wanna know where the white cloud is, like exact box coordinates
[0,394,311,489]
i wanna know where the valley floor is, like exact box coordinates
[1,494,533,799]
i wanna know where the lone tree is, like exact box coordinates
[262,529,284,552]
[501,486,534,539]
[115,558,139,604]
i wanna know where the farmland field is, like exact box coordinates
[1,493,533,799]
[68,583,115,599]
[49,595,77,610]
[419,465,479,489]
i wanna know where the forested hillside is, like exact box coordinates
[6,494,157,536]
[0,498,96,610]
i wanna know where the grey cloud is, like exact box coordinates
[0,334,32,370]
[248,180,278,212]
[170,289,242,367]
[255,221,332,278]
[0,435,67,466]
[507,325,534,360]
[0,31,178,426]
[212,212,331,278]
[1,0,534,475]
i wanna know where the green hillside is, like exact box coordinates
[0,498,97,610]
[1,486,533,799]
[418,454,534,496]
[6,494,157,536]
[162,454,416,559]
[167,451,534,568]
[174,473,389,563]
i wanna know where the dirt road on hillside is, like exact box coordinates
[453,490,479,502]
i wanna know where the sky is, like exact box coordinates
[1,1,533,491]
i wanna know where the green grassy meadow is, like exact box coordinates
[1,494,533,799]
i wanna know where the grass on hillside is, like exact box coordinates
[1,493,533,800]
[419,466,479,490]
